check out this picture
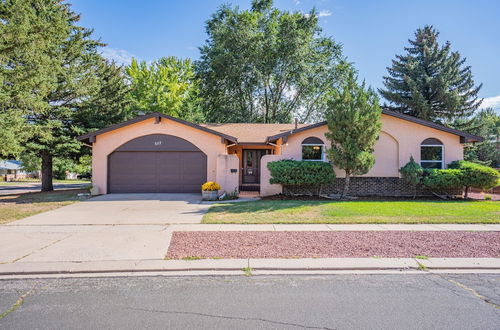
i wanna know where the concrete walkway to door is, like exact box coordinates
[9,193,209,226]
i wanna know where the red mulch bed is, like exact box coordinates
[166,231,500,259]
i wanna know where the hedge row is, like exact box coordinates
[401,159,500,197]
[267,160,335,186]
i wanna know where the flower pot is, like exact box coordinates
[202,190,219,201]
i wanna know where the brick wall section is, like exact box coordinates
[283,177,462,197]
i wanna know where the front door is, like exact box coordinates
[242,149,268,184]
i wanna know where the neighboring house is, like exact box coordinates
[0,160,31,181]
[77,110,482,196]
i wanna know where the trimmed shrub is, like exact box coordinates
[267,160,335,195]
[399,156,424,198]
[423,169,463,192]
[448,160,500,197]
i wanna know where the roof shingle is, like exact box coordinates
[200,123,309,143]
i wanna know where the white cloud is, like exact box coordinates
[100,47,137,66]
[318,9,332,17]
[293,0,300,4]
[481,95,500,112]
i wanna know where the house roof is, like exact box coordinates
[77,109,483,146]
[200,123,309,144]
[77,112,238,144]
[0,160,23,170]
[265,109,484,143]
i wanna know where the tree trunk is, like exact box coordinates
[413,184,417,199]
[41,151,54,192]
[464,186,469,199]
[342,172,350,198]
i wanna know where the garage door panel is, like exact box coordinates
[108,150,207,193]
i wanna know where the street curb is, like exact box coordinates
[0,258,498,278]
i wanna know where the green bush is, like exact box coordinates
[448,160,500,195]
[423,169,463,191]
[267,160,335,195]
[399,156,424,198]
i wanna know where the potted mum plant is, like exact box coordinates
[201,181,221,200]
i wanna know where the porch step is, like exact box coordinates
[239,184,260,192]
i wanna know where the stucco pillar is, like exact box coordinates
[216,154,239,194]
[260,155,284,196]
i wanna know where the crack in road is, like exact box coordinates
[128,307,336,329]
[446,278,500,310]
[0,288,35,320]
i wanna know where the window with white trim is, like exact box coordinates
[420,138,444,169]
[301,137,325,161]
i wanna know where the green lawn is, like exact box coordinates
[0,189,90,224]
[202,200,500,224]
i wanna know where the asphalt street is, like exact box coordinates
[0,274,499,329]
[0,183,90,195]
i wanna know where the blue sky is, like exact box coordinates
[72,0,500,111]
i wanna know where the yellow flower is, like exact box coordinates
[202,181,221,191]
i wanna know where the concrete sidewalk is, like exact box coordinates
[5,223,500,232]
[1,224,498,264]
[165,223,500,231]
[1,223,498,278]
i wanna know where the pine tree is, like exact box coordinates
[73,59,132,133]
[325,72,382,197]
[0,0,104,191]
[379,25,482,123]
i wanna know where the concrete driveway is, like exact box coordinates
[0,193,209,264]
[10,193,209,225]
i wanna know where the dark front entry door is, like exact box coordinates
[242,149,268,184]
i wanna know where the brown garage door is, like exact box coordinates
[108,134,207,193]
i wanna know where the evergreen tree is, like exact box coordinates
[0,111,26,157]
[379,25,482,123]
[0,0,61,158]
[325,72,382,197]
[73,59,132,133]
[0,0,104,191]
[399,156,424,199]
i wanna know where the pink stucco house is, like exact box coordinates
[78,109,482,196]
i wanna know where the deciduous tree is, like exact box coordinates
[462,109,500,167]
[125,57,203,122]
[196,0,348,123]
